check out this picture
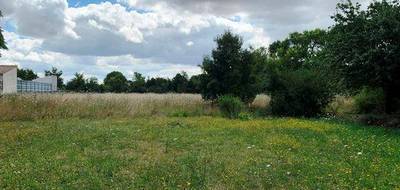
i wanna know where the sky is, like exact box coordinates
[0,0,370,81]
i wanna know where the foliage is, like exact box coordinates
[171,71,189,93]
[187,74,203,93]
[104,71,128,93]
[269,29,328,70]
[45,67,64,89]
[66,73,86,92]
[200,31,264,103]
[17,68,38,80]
[0,11,7,56]
[268,69,334,117]
[217,95,244,119]
[146,77,171,93]
[85,77,103,92]
[327,0,400,113]
[354,87,385,114]
[129,72,146,93]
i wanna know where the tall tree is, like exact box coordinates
[104,71,128,93]
[171,71,189,93]
[129,72,146,93]
[17,68,38,80]
[66,73,86,92]
[45,67,64,89]
[200,31,263,103]
[187,74,203,93]
[0,11,7,56]
[85,77,102,92]
[327,0,400,113]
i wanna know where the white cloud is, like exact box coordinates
[0,0,373,82]
[186,41,194,47]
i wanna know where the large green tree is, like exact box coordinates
[268,29,328,70]
[200,31,263,103]
[129,72,146,93]
[171,71,189,93]
[0,11,7,56]
[327,0,400,113]
[17,68,38,80]
[104,71,128,93]
[45,67,64,89]
[66,73,86,92]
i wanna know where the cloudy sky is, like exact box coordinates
[0,0,369,81]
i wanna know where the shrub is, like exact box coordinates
[218,95,244,119]
[268,69,334,117]
[354,87,385,114]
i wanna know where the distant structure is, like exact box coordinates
[0,65,57,94]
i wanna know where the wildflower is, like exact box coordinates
[266,164,271,168]
[357,152,362,155]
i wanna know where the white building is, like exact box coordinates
[0,65,57,94]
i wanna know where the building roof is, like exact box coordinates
[0,65,17,74]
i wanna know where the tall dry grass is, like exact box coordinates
[0,93,217,121]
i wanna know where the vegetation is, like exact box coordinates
[45,67,65,89]
[200,31,264,103]
[0,11,7,55]
[0,93,219,121]
[104,71,129,93]
[354,87,385,114]
[17,68,39,81]
[217,95,244,119]
[1,117,400,189]
[327,0,400,113]
[268,69,333,117]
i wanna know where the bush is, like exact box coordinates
[218,95,244,119]
[354,87,385,114]
[268,69,334,117]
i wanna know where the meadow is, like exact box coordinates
[1,93,399,189]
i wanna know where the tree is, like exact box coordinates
[85,77,102,93]
[200,31,263,103]
[265,30,334,117]
[17,68,38,80]
[327,0,400,113]
[104,71,128,93]
[45,67,64,89]
[171,71,189,93]
[145,77,171,93]
[129,72,146,93]
[187,74,203,93]
[268,29,328,70]
[66,73,86,92]
[0,11,7,56]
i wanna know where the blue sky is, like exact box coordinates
[0,0,370,82]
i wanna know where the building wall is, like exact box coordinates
[33,76,57,91]
[2,67,17,94]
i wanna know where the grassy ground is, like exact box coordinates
[1,117,399,189]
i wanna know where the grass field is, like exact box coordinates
[1,116,399,189]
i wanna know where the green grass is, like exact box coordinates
[1,117,400,189]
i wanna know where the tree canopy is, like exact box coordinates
[104,71,128,93]
[0,11,7,56]
[17,69,38,81]
[45,67,64,89]
[327,0,400,113]
[200,31,263,103]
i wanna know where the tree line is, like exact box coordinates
[16,68,202,94]
[2,0,399,116]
